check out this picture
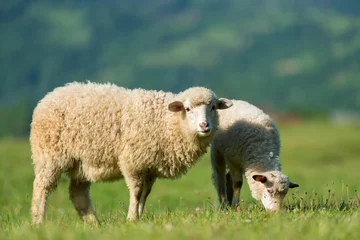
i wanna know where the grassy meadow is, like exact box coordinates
[0,121,359,239]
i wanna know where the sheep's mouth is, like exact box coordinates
[198,129,211,136]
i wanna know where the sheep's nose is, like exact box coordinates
[199,121,209,130]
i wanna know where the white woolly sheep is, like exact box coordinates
[211,100,298,211]
[30,81,233,225]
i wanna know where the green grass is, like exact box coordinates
[1,122,360,239]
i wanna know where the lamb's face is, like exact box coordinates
[250,171,299,212]
[168,88,233,138]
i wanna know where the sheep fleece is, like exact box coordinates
[30,82,218,183]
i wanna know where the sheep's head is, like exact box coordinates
[249,171,299,212]
[168,87,232,138]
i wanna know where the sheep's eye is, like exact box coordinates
[185,107,191,112]
[211,105,216,111]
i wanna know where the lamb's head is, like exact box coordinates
[249,171,299,211]
[168,87,232,138]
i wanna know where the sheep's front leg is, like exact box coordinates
[211,147,228,208]
[138,174,156,216]
[124,173,144,221]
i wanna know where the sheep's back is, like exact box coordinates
[30,82,169,181]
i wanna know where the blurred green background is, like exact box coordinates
[0,0,360,137]
[1,2,360,238]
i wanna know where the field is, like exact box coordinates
[1,122,360,239]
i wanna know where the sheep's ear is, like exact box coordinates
[253,175,267,183]
[289,182,299,188]
[217,98,233,110]
[168,101,184,112]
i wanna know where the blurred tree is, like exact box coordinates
[0,0,359,137]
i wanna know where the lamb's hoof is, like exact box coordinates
[82,215,100,226]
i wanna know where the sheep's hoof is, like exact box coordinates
[126,215,139,222]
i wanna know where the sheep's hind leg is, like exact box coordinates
[138,174,156,217]
[69,180,99,225]
[31,163,62,225]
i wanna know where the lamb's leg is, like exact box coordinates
[31,163,62,225]
[138,174,156,217]
[69,180,99,225]
[225,172,233,206]
[211,147,228,208]
[230,171,243,208]
[124,173,144,221]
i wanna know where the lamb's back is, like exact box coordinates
[213,100,280,163]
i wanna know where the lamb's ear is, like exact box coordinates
[289,182,299,188]
[168,101,184,112]
[252,175,267,184]
[217,98,233,110]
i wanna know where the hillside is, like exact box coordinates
[0,0,359,136]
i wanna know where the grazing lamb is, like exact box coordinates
[30,81,233,225]
[211,100,298,212]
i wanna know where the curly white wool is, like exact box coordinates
[30,81,233,225]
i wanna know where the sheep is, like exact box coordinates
[30,81,233,225]
[211,100,299,212]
